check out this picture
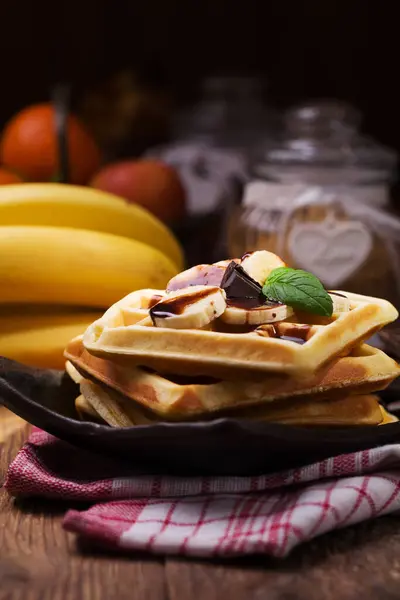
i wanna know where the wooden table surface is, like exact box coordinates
[2,408,400,600]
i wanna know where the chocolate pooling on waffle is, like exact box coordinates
[255,323,312,345]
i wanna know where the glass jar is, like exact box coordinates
[228,100,399,303]
[254,100,396,197]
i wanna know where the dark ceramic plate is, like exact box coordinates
[2,355,400,476]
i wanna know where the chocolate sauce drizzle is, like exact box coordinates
[148,294,164,308]
[150,288,218,324]
[256,323,311,344]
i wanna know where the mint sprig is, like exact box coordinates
[262,267,333,317]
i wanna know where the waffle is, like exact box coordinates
[93,288,165,329]
[380,406,399,424]
[68,252,400,430]
[227,395,396,427]
[75,394,102,422]
[78,379,151,427]
[65,337,400,419]
[83,291,398,378]
[65,360,84,384]
[75,377,394,428]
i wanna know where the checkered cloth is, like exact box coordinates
[4,427,400,557]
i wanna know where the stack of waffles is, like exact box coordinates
[64,251,400,428]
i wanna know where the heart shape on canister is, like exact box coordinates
[287,218,373,288]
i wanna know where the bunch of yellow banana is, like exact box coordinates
[0,183,183,370]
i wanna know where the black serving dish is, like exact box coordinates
[2,352,400,476]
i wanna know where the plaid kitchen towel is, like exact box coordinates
[4,427,400,558]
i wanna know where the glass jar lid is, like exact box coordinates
[260,100,397,171]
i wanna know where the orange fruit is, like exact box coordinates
[90,159,187,224]
[0,103,102,184]
[0,167,23,184]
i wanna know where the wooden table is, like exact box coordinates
[2,408,400,600]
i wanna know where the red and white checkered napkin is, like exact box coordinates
[4,427,400,558]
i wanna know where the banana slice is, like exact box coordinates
[166,259,240,291]
[213,258,240,267]
[220,301,293,326]
[111,288,166,310]
[329,292,351,314]
[119,289,166,325]
[241,250,286,285]
[166,264,227,292]
[150,285,227,329]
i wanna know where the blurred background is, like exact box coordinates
[1,0,400,371]
[1,0,398,151]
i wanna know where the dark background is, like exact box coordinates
[1,1,397,149]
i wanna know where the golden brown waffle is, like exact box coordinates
[75,384,398,427]
[75,394,101,422]
[227,394,385,427]
[65,360,84,384]
[65,337,400,419]
[83,291,398,378]
[78,379,151,427]
[379,406,399,425]
[75,376,389,428]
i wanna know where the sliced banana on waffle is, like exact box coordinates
[166,264,227,292]
[213,258,240,267]
[220,292,349,326]
[150,285,227,329]
[221,301,293,326]
[330,292,351,313]
[241,250,286,285]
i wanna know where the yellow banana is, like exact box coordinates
[0,307,102,370]
[0,226,179,308]
[0,183,184,269]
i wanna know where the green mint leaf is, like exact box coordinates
[262,267,333,317]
